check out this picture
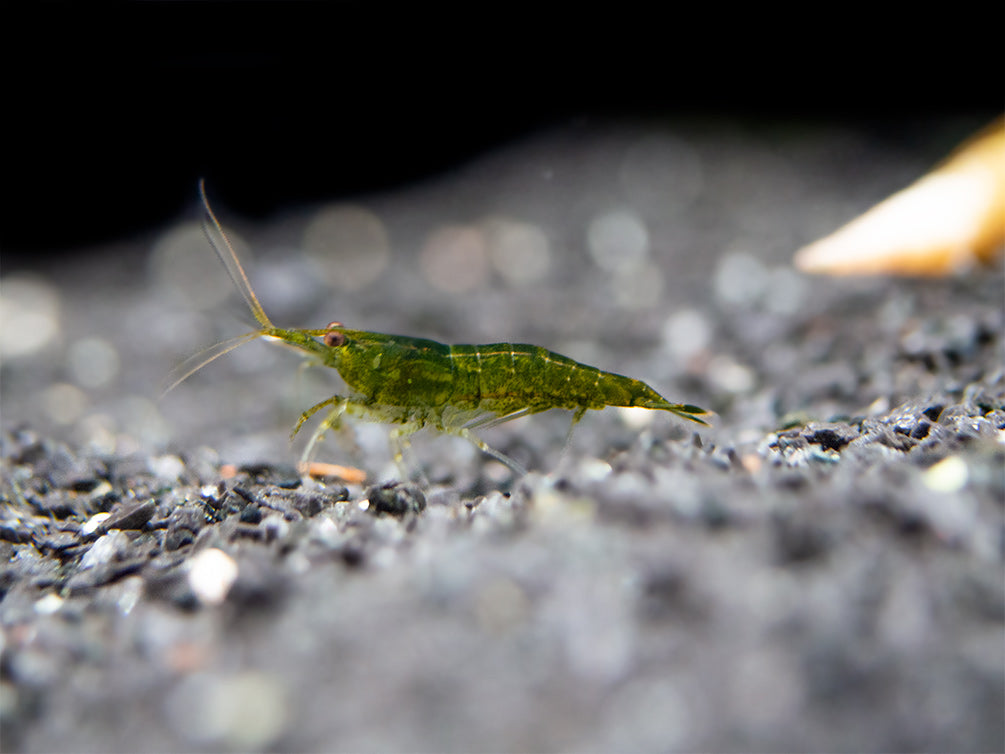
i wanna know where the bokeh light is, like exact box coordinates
[420,224,490,293]
[0,274,61,359]
[67,336,120,389]
[611,261,665,309]
[662,308,713,361]
[714,250,768,308]
[587,209,650,273]
[305,204,390,290]
[483,216,551,285]
[41,383,87,425]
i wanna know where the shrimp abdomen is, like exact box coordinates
[448,343,583,415]
[448,343,708,424]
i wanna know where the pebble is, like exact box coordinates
[365,483,427,517]
[80,531,131,570]
[187,548,239,606]
[33,593,64,616]
[80,513,112,536]
[100,500,157,532]
[164,506,206,551]
[922,456,969,494]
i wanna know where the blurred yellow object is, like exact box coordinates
[795,117,1005,276]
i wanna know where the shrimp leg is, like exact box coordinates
[455,428,528,476]
[388,424,429,483]
[297,396,350,469]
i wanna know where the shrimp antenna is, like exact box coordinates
[198,179,274,329]
[160,330,264,397]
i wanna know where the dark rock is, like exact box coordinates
[0,523,33,544]
[64,558,146,593]
[36,445,106,491]
[239,503,262,524]
[805,424,857,452]
[26,491,83,519]
[165,506,206,550]
[238,463,302,489]
[100,500,157,533]
[34,531,85,560]
[922,403,945,422]
[291,492,325,518]
[143,558,195,607]
[366,483,427,517]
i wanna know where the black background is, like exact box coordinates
[4,1,1001,252]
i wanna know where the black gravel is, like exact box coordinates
[2,120,1003,752]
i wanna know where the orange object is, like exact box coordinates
[299,461,367,485]
[795,118,1005,276]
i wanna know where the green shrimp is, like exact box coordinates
[173,181,709,477]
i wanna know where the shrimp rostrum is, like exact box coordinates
[175,182,709,477]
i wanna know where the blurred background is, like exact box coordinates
[2,2,1002,472]
[3,2,1001,254]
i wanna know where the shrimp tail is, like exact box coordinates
[642,401,711,425]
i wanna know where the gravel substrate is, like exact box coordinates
[2,119,1003,752]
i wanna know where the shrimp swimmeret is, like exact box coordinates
[169,182,709,478]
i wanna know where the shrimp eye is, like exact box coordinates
[323,330,346,348]
[326,321,342,330]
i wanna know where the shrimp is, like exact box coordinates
[171,181,710,478]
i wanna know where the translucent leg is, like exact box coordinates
[563,406,587,453]
[550,406,588,476]
[456,427,528,477]
[298,397,349,469]
[388,424,429,485]
[292,394,348,439]
[464,407,534,431]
